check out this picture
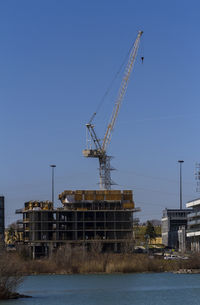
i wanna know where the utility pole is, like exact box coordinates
[178,160,184,210]
[50,165,56,205]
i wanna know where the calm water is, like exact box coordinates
[1,273,200,305]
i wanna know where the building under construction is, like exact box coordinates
[16,190,138,258]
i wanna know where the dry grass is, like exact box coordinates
[22,253,185,274]
[26,251,184,274]
[4,248,200,278]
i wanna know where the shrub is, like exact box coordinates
[0,252,23,299]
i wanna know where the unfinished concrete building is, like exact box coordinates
[16,190,138,258]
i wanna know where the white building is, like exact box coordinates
[186,198,200,252]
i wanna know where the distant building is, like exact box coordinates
[0,196,5,249]
[134,224,161,246]
[161,208,190,249]
[5,223,23,246]
[149,236,162,245]
[16,190,139,258]
[186,198,200,252]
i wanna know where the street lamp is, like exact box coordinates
[178,160,184,210]
[50,165,56,205]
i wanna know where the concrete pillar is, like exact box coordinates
[104,211,106,239]
[32,245,35,260]
[114,212,116,240]
[56,212,59,241]
[83,212,85,241]
[75,212,77,240]
[45,244,48,257]
[94,212,96,239]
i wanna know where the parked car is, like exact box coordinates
[164,254,177,260]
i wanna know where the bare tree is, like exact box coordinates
[121,235,135,254]
[90,236,103,256]
[0,253,23,299]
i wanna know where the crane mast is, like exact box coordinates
[83,30,143,190]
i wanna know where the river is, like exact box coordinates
[1,273,200,305]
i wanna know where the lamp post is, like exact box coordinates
[50,165,56,205]
[178,160,184,210]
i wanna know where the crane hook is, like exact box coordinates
[141,56,144,63]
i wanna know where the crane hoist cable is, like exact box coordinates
[88,40,137,125]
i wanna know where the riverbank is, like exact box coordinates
[2,250,200,299]
[0,292,31,300]
[6,248,200,275]
[175,268,200,274]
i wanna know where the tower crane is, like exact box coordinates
[83,30,143,190]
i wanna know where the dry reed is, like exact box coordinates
[4,247,200,277]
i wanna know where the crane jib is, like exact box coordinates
[83,30,143,190]
[102,30,143,152]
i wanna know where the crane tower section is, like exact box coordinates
[83,30,143,190]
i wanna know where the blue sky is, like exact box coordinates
[1,0,200,224]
